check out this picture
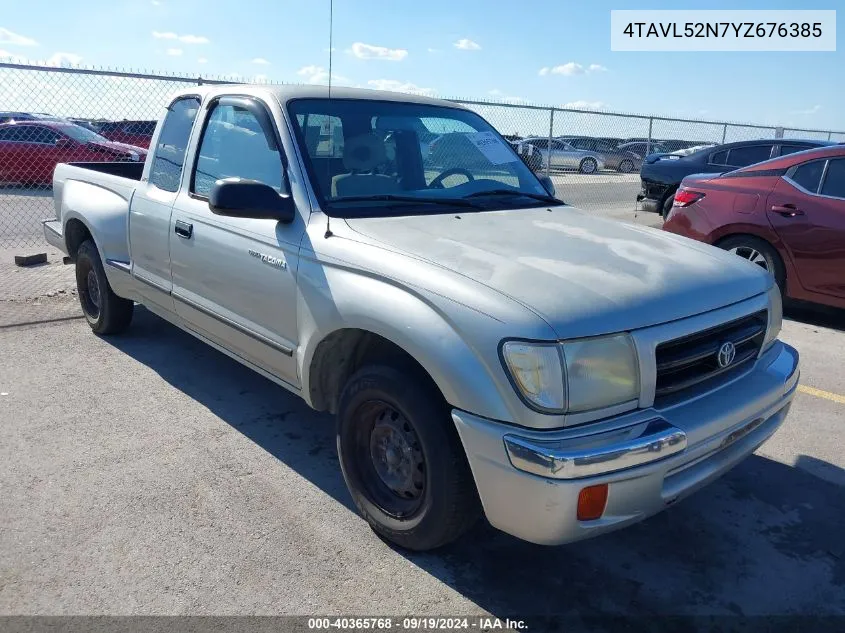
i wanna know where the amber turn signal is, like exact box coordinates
[577,484,609,521]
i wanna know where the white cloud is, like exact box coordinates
[792,104,822,115]
[252,57,270,65]
[166,48,183,56]
[151,0,161,5]
[561,100,608,111]
[297,65,349,85]
[152,31,209,44]
[350,42,408,61]
[454,38,481,50]
[541,62,608,77]
[488,88,526,104]
[427,47,440,53]
[197,57,208,64]
[45,52,82,67]
[367,79,435,97]
[0,27,38,47]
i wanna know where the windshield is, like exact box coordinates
[59,124,110,144]
[287,98,554,217]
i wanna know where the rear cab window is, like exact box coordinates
[148,96,201,192]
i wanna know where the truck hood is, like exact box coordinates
[344,206,770,338]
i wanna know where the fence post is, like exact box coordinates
[828,131,833,141]
[546,108,554,179]
[646,117,653,156]
[197,76,203,86]
[721,124,728,144]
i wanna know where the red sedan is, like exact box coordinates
[0,120,146,186]
[663,144,845,310]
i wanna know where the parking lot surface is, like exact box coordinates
[1,298,843,619]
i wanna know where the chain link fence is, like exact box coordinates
[1,62,843,326]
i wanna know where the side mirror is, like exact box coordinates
[538,174,556,197]
[54,138,74,149]
[209,178,295,223]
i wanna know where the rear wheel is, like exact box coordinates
[75,239,134,334]
[579,157,598,174]
[718,235,786,295]
[661,192,676,219]
[337,364,480,551]
[618,159,635,173]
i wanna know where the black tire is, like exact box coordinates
[75,239,134,335]
[618,159,635,173]
[717,235,786,295]
[579,157,598,174]
[337,364,481,551]
[661,192,676,219]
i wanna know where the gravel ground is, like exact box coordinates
[1,302,843,622]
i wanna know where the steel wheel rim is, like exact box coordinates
[582,159,596,173]
[353,400,426,518]
[729,246,769,271]
[82,268,101,318]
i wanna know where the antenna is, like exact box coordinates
[325,0,334,239]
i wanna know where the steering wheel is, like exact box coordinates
[429,168,475,189]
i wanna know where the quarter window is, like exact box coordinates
[149,97,201,193]
[820,159,845,199]
[788,160,825,193]
[192,102,284,197]
[779,144,816,156]
[709,150,728,165]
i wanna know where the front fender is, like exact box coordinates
[295,255,539,424]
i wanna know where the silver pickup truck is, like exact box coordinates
[45,85,799,551]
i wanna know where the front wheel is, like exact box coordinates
[579,157,598,174]
[337,364,480,551]
[718,235,786,295]
[75,239,134,334]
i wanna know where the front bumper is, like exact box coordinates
[453,341,799,545]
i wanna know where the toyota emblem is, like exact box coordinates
[717,341,737,368]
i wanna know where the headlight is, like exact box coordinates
[501,342,565,412]
[762,285,783,352]
[501,334,640,414]
[561,334,639,412]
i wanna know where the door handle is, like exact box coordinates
[174,220,193,238]
[770,204,804,218]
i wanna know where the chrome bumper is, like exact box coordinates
[43,219,66,254]
[453,341,799,545]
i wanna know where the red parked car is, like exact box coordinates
[97,120,156,149]
[0,121,146,186]
[663,144,845,310]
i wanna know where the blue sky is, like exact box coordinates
[0,0,843,130]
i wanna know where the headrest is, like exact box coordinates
[343,133,387,171]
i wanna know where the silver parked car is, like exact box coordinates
[523,137,605,173]
[46,84,798,551]
[563,137,642,173]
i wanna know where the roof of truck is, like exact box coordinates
[172,83,466,109]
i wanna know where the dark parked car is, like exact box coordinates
[616,141,668,159]
[505,138,544,171]
[637,138,834,218]
[663,144,845,310]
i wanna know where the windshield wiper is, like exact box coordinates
[465,189,563,205]
[332,194,481,209]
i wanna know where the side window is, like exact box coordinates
[21,126,60,144]
[726,145,773,167]
[0,126,23,141]
[779,144,815,156]
[530,139,547,150]
[192,102,284,198]
[149,97,201,193]
[709,150,728,165]
[788,160,825,193]
[820,159,845,199]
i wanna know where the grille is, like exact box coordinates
[655,310,768,401]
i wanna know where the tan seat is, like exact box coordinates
[331,133,399,198]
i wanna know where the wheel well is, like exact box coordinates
[64,219,93,260]
[308,329,442,414]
